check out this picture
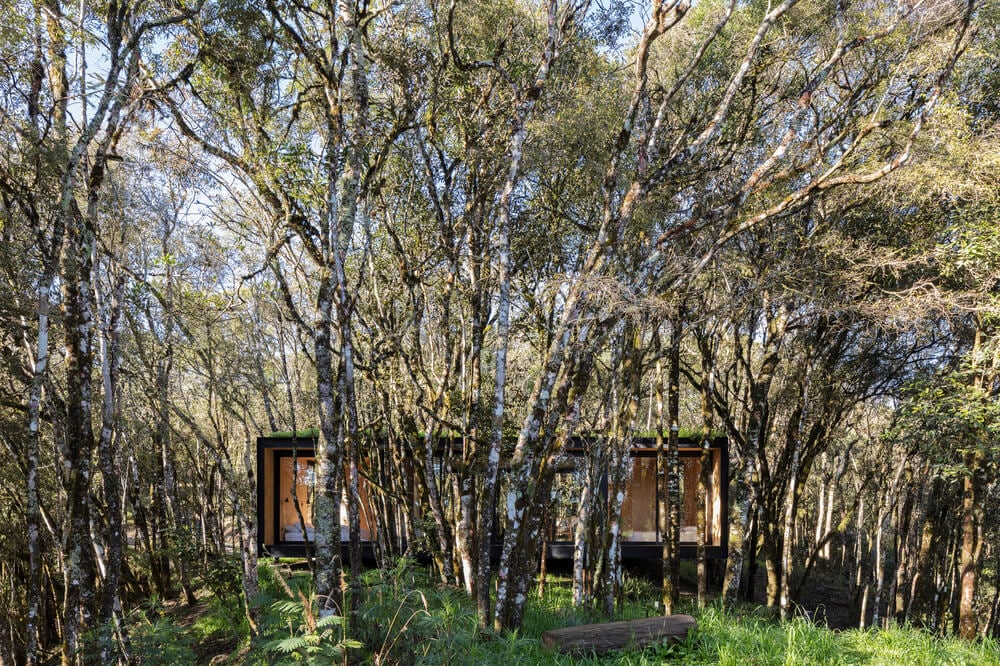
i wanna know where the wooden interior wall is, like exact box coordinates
[711,449,722,544]
[263,447,379,542]
[341,473,377,538]
[681,457,699,532]
[622,458,658,541]
[278,456,316,535]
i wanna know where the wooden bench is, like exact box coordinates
[541,614,697,655]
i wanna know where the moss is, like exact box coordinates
[632,428,726,441]
[265,428,724,444]
[266,429,320,439]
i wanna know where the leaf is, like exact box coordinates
[315,613,347,628]
[272,636,308,653]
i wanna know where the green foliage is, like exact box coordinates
[268,429,320,439]
[250,564,360,664]
[124,613,198,666]
[892,365,1000,473]
[193,594,249,643]
[165,524,202,572]
[176,562,1000,664]
[632,427,726,441]
[620,571,657,603]
[191,602,239,640]
[260,602,360,663]
[203,553,245,601]
[355,558,466,664]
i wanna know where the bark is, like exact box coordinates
[537,511,552,599]
[763,520,782,608]
[22,10,62,647]
[461,235,487,602]
[312,278,344,615]
[872,508,887,628]
[823,453,850,562]
[907,477,941,624]
[893,475,917,622]
[60,193,98,666]
[666,318,683,613]
[813,455,827,556]
[722,453,754,607]
[853,493,866,599]
[96,256,126,658]
[725,295,786,606]
[489,0,692,631]
[603,443,630,616]
[572,456,594,607]
[44,5,192,656]
[697,334,716,608]
[475,47,518,633]
[456,472,476,594]
[602,321,645,616]
[422,431,455,585]
[779,365,811,620]
[329,0,368,621]
[238,431,261,639]
[256,0,373,618]
[986,554,1000,638]
[958,451,985,640]
[25,272,54,665]
[24,4,70,662]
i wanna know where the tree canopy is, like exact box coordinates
[0,0,998,661]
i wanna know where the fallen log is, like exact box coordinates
[541,614,697,655]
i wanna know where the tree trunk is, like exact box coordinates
[657,320,682,614]
[572,458,594,607]
[313,276,344,616]
[25,249,60,666]
[697,335,716,608]
[763,522,782,608]
[96,258,126,659]
[723,454,754,606]
[958,451,985,640]
[60,199,99,666]
[422,431,455,585]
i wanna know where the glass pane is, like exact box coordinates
[622,458,657,541]
[551,469,585,541]
[279,457,316,541]
[679,455,715,544]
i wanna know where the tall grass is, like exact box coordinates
[356,565,1000,666]
[188,561,1000,665]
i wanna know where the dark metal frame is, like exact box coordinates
[256,436,317,558]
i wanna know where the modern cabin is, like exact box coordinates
[548,437,728,560]
[256,433,727,561]
[256,434,377,558]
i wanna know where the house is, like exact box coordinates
[256,432,378,558]
[550,437,728,561]
[256,432,727,560]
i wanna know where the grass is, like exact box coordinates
[344,564,1000,665]
[128,562,1000,665]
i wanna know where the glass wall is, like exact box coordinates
[278,456,316,541]
[546,448,723,545]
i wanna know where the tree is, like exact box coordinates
[0,1,197,660]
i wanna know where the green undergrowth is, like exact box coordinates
[669,606,1000,666]
[124,560,1000,665]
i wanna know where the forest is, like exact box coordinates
[1,0,999,662]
